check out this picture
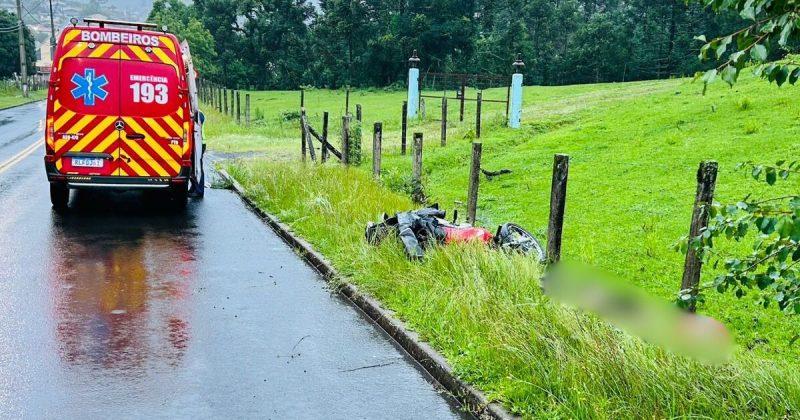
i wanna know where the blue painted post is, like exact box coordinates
[509,54,525,129]
[407,50,421,120]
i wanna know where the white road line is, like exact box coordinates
[0,141,41,175]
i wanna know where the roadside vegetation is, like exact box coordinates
[0,85,45,110]
[208,74,800,363]
[226,161,800,418]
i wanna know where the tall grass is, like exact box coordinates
[227,160,800,419]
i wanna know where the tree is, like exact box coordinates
[0,10,35,80]
[148,0,219,80]
[694,0,800,88]
[681,1,800,316]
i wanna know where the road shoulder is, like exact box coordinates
[218,168,515,420]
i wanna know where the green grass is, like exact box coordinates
[207,76,800,362]
[209,75,800,415]
[226,161,800,418]
[0,86,45,110]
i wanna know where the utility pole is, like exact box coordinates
[48,0,56,58]
[15,0,28,98]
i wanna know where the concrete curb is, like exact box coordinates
[0,98,45,112]
[217,169,517,420]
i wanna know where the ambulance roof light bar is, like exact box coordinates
[82,18,160,32]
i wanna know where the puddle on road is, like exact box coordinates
[47,190,198,371]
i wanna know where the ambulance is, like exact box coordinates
[44,18,205,209]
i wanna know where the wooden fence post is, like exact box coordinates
[304,112,317,162]
[401,101,408,156]
[476,91,483,139]
[231,90,235,117]
[441,97,448,147]
[322,112,330,163]
[342,115,351,165]
[467,142,482,225]
[547,154,570,263]
[373,122,382,178]
[681,161,719,312]
[245,94,251,127]
[300,108,307,162]
[356,104,362,122]
[346,88,351,115]
[224,89,228,115]
[236,91,241,124]
[412,133,424,203]
[217,88,222,112]
[301,89,305,108]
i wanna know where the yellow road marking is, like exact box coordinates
[0,141,40,175]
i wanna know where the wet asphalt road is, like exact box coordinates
[0,102,469,419]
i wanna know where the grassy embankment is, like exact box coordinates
[208,76,800,417]
[0,85,45,110]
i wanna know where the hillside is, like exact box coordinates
[206,74,800,364]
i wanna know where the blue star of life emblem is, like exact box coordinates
[70,68,109,106]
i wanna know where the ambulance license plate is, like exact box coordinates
[72,157,104,168]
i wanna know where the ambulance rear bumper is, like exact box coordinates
[45,162,191,190]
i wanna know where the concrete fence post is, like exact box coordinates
[509,54,525,129]
[407,50,420,120]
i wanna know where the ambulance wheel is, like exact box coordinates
[50,183,69,210]
[171,185,188,210]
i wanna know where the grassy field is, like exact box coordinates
[208,75,800,416]
[0,86,45,110]
[226,162,800,418]
[207,75,800,359]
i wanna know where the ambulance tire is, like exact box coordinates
[171,185,188,210]
[50,183,69,211]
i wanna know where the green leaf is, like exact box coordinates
[752,165,763,180]
[740,6,756,21]
[779,218,794,239]
[721,65,738,86]
[694,35,707,43]
[751,44,768,62]
[776,66,790,86]
[779,21,794,46]
[766,168,777,185]
[790,68,800,85]
[702,69,718,84]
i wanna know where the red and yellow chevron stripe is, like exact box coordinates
[49,33,191,178]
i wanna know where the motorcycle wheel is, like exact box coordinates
[496,223,546,263]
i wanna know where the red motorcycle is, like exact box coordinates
[365,205,545,262]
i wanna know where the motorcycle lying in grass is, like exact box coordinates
[365,205,546,262]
